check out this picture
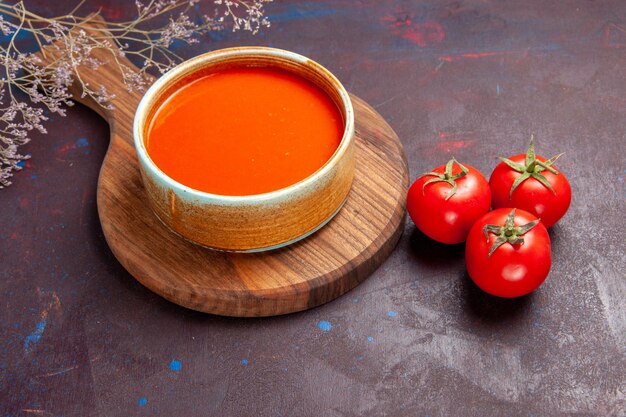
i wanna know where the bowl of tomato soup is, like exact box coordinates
[133,47,355,252]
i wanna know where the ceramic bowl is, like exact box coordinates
[133,47,355,252]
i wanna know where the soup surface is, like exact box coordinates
[147,67,344,196]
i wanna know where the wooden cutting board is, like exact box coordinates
[38,21,409,316]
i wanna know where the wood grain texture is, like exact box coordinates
[36,19,409,316]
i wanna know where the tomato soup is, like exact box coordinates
[146,67,344,196]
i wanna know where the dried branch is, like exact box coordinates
[0,0,272,188]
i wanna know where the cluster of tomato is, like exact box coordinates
[407,136,572,298]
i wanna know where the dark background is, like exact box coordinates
[1,1,625,416]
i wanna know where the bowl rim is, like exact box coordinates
[133,46,355,204]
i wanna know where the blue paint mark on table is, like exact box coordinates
[169,359,182,372]
[75,137,90,148]
[268,3,337,23]
[24,320,46,354]
[318,320,332,331]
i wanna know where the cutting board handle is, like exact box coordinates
[35,14,149,138]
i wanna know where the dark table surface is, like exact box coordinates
[2,1,625,416]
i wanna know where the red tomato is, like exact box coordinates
[407,158,491,244]
[466,208,551,298]
[490,137,571,228]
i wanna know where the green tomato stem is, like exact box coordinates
[483,208,540,257]
[498,134,565,198]
[420,157,469,200]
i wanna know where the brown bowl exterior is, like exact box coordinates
[133,47,355,252]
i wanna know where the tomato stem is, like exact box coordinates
[498,134,564,197]
[483,208,540,256]
[421,158,469,200]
